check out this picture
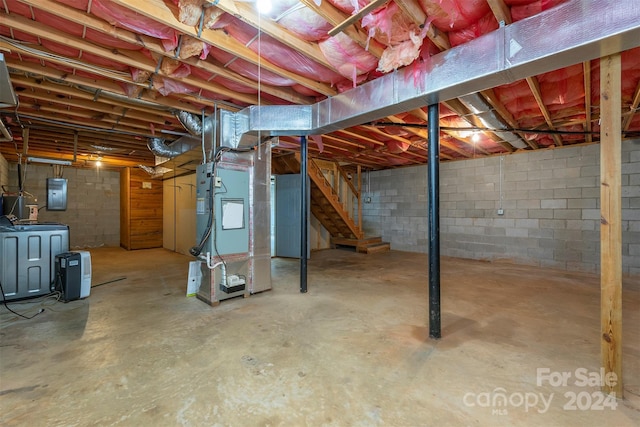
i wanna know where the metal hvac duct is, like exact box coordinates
[175,111,214,136]
[0,53,17,109]
[147,136,200,159]
[457,94,528,149]
[232,0,640,137]
[0,119,12,142]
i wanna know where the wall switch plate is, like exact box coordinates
[215,177,222,188]
[497,208,504,215]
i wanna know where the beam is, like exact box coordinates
[583,61,593,143]
[213,0,338,73]
[17,0,314,105]
[298,0,385,58]
[241,0,640,136]
[328,0,389,37]
[622,78,640,132]
[394,0,450,50]
[487,0,512,25]
[525,76,563,146]
[110,0,338,96]
[599,53,623,398]
[427,103,441,340]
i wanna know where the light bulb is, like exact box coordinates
[257,0,271,14]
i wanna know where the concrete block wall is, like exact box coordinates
[8,163,120,248]
[0,153,8,190]
[362,140,640,275]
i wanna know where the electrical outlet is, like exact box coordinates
[497,208,504,215]
[215,177,222,188]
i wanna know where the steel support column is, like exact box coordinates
[428,103,441,339]
[300,135,308,293]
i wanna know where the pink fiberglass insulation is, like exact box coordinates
[20,4,143,51]
[362,2,419,47]
[335,73,370,92]
[292,84,324,98]
[377,32,426,73]
[37,39,129,71]
[361,2,427,73]
[190,67,258,94]
[152,76,198,97]
[318,32,378,82]
[84,28,143,51]
[538,65,584,108]
[0,26,38,45]
[417,0,490,31]
[448,12,498,47]
[223,18,343,84]
[207,46,298,87]
[268,0,332,42]
[3,0,32,17]
[506,0,568,22]
[326,0,371,14]
[90,0,178,51]
[385,140,411,154]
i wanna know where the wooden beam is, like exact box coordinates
[335,162,359,196]
[394,0,450,50]
[600,52,623,398]
[298,0,384,58]
[213,0,337,73]
[11,77,171,124]
[486,0,512,25]
[481,89,538,149]
[9,62,203,114]
[385,114,471,158]
[109,0,338,96]
[622,77,640,132]
[18,0,313,105]
[583,61,593,143]
[442,99,515,153]
[17,88,168,127]
[525,76,563,146]
[4,13,260,105]
[328,0,390,37]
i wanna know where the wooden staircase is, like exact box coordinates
[331,236,391,254]
[300,152,362,240]
[273,153,390,254]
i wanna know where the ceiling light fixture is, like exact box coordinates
[27,157,72,166]
[257,0,272,14]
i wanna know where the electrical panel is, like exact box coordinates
[47,178,68,211]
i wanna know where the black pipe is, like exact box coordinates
[17,162,22,193]
[428,103,441,339]
[300,135,308,293]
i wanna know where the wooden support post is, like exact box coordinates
[600,53,623,397]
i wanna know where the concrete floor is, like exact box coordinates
[1,247,639,426]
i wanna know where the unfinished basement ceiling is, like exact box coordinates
[0,0,639,169]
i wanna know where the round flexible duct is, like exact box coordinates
[176,110,203,136]
[147,137,183,158]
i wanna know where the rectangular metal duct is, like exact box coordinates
[0,53,17,109]
[458,93,528,149]
[234,0,640,136]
